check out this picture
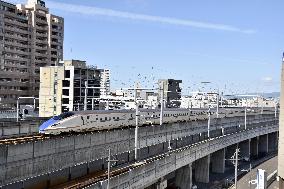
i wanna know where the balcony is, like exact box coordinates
[35,17,48,25]
[0,70,29,79]
[50,54,59,59]
[5,48,29,56]
[35,45,48,50]
[4,18,28,27]
[35,37,48,43]
[4,55,30,62]
[0,89,29,95]
[35,52,48,58]
[5,33,28,41]
[36,25,48,31]
[4,40,29,48]
[5,26,29,35]
[0,80,29,87]
[4,62,28,69]
[36,32,48,38]
[35,59,47,64]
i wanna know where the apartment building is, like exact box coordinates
[39,60,103,117]
[158,79,182,108]
[100,69,110,97]
[0,0,64,108]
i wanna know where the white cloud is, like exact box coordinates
[44,1,256,34]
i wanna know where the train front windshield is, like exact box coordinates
[53,112,75,120]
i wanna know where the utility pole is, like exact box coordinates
[226,145,240,189]
[134,83,139,161]
[207,107,211,138]
[216,91,219,118]
[160,81,164,125]
[123,84,160,161]
[275,102,277,118]
[261,95,264,114]
[220,91,223,107]
[107,149,117,189]
[84,81,88,111]
[245,105,247,130]
[234,147,239,189]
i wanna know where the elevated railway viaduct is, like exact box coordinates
[0,111,278,189]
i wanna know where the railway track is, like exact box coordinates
[0,134,50,145]
[51,139,207,189]
[52,161,148,189]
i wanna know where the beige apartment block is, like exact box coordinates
[39,60,103,117]
[0,0,64,109]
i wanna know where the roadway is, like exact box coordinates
[237,156,278,189]
[268,181,279,189]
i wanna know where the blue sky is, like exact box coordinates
[11,0,284,94]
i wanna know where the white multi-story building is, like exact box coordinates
[0,0,64,108]
[100,69,110,97]
[39,60,102,117]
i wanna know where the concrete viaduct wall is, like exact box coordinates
[0,118,47,138]
[87,124,279,189]
[0,114,276,185]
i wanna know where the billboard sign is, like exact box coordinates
[257,169,267,189]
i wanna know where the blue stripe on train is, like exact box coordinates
[39,118,58,133]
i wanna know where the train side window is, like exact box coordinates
[87,116,90,119]
[117,117,119,120]
[100,118,102,121]
[105,117,107,120]
[96,118,98,121]
[113,117,115,119]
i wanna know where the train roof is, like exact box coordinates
[57,106,273,117]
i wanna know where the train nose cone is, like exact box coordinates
[39,118,57,133]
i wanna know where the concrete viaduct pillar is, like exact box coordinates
[194,155,210,183]
[259,134,269,156]
[156,177,167,189]
[250,137,259,159]
[211,149,225,173]
[175,164,192,189]
[268,132,278,153]
[239,139,250,160]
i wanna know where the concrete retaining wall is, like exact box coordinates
[0,118,48,138]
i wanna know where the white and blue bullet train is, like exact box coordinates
[39,107,262,135]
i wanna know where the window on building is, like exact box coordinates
[62,98,69,104]
[62,80,70,87]
[63,89,69,96]
[65,70,70,78]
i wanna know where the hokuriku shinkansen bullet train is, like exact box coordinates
[39,107,268,135]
